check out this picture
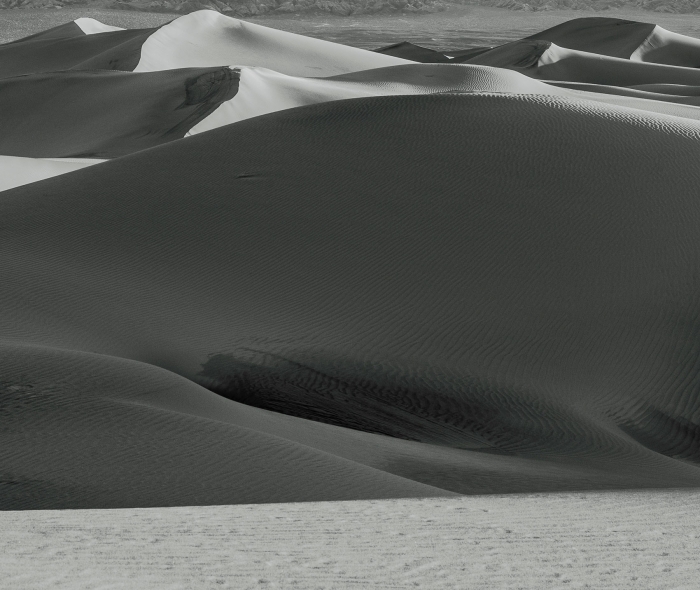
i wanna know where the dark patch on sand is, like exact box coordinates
[195,350,590,457]
[166,67,240,136]
[373,41,451,63]
[465,40,552,69]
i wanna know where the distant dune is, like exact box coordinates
[2,12,700,509]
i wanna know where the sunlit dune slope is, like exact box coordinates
[133,11,408,76]
[0,156,102,192]
[188,62,700,134]
[3,94,700,509]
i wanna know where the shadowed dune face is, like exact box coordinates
[0,27,157,79]
[0,344,452,509]
[464,17,700,88]
[373,41,451,63]
[524,17,657,59]
[3,94,700,507]
[0,67,240,158]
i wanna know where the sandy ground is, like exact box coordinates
[2,490,699,589]
[2,6,700,48]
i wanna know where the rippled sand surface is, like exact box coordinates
[3,490,699,589]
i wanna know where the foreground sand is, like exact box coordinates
[2,490,699,589]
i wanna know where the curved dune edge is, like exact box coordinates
[189,63,700,135]
[3,94,700,508]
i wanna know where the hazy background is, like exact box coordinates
[2,5,700,47]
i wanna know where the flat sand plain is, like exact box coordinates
[2,490,699,589]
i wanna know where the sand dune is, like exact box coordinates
[3,14,700,509]
[187,63,569,133]
[468,40,700,86]
[7,58,699,169]
[3,94,700,507]
[133,10,407,76]
[524,17,656,59]
[189,63,700,133]
[0,23,157,79]
[0,344,450,509]
[373,41,451,63]
[524,17,700,67]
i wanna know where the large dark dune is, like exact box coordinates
[3,93,700,507]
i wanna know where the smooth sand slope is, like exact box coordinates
[133,10,408,76]
[3,491,700,589]
[3,94,700,507]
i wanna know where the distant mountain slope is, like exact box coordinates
[477,0,700,13]
[2,0,700,12]
[0,0,447,15]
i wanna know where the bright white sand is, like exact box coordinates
[134,10,408,76]
[72,17,124,35]
[188,62,700,137]
[2,490,699,589]
[0,155,103,192]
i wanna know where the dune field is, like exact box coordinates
[2,9,700,586]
